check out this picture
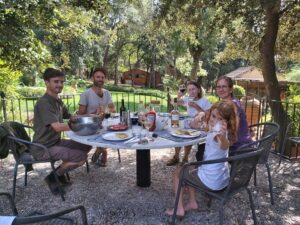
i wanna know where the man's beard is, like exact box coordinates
[55,87,63,94]
[94,82,103,88]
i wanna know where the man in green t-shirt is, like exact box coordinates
[32,68,92,195]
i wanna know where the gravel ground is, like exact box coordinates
[0,147,299,225]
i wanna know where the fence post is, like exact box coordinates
[167,88,171,112]
[0,91,7,122]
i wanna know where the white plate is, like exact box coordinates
[102,132,133,141]
[170,129,202,138]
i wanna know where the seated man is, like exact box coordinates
[77,67,116,167]
[31,68,92,195]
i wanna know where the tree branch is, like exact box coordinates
[279,0,299,17]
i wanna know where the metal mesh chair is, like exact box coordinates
[2,121,66,201]
[2,121,89,201]
[279,120,300,165]
[171,147,263,225]
[0,192,88,225]
[248,122,280,205]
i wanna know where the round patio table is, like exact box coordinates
[66,126,206,187]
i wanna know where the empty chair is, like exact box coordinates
[0,192,88,225]
[171,147,263,225]
[279,120,300,165]
[248,122,280,205]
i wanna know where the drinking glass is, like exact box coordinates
[132,125,142,141]
[138,111,145,126]
[97,105,105,116]
[188,96,194,103]
[103,107,111,128]
[184,117,193,129]
[209,121,222,134]
[179,85,186,94]
[143,117,153,139]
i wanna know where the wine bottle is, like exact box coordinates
[171,98,180,128]
[145,108,156,131]
[120,99,127,124]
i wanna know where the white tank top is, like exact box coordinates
[198,132,230,190]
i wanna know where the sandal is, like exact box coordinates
[91,149,102,164]
[179,158,188,166]
[166,156,179,166]
[99,150,107,167]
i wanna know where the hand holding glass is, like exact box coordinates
[179,85,186,94]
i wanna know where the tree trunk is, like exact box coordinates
[189,45,203,80]
[114,57,118,85]
[259,1,285,121]
[259,0,286,149]
[103,45,110,77]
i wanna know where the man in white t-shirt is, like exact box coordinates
[78,67,116,167]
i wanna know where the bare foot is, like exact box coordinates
[165,208,185,218]
[184,202,198,212]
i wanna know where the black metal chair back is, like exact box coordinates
[249,122,280,164]
[279,120,300,164]
[226,150,260,194]
[171,148,263,225]
[0,192,88,225]
[1,121,66,201]
[248,122,280,205]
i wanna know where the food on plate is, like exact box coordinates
[175,129,197,136]
[108,124,128,131]
[116,133,128,139]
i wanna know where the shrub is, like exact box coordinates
[62,86,77,95]
[103,84,167,99]
[16,86,45,97]
[104,83,135,93]
[206,95,219,104]
[233,85,246,99]
[0,60,21,98]
[77,79,92,88]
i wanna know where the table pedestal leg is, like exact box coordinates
[136,149,150,187]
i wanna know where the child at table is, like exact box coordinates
[166,81,211,166]
[165,100,238,219]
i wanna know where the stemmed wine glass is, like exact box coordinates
[179,85,186,95]
[97,106,110,129]
[143,117,153,140]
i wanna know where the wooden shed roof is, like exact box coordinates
[225,66,264,82]
[225,66,299,84]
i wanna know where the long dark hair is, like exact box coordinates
[186,80,203,99]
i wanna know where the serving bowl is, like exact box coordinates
[69,115,102,136]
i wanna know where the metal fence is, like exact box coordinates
[1,91,299,161]
[0,92,170,124]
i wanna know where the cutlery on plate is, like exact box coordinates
[123,136,138,144]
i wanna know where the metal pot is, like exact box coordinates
[69,115,102,136]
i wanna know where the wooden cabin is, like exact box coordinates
[225,66,298,98]
[121,69,162,88]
